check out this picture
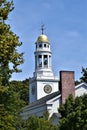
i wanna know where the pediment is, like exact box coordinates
[75,82,87,97]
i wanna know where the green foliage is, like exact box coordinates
[75,80,80,85]
[0,105,16,130]
[43,110,49,120]
[0,0,24,86]
[59,94,75,117]
[23,116,58,130]
[0,0,25,129]
[10,79,29,105]
[80,67,87,83]
[0,0,14,20]
[58,94,87,130]
[0,85,25,130]
[75,67,87,85]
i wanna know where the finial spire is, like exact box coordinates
[41,24,45,34]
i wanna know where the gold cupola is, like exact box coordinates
[37,34,49,43]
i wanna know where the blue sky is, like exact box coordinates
[7,0,87,81]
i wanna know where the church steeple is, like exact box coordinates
[29,28,58,103]
[34,30,53,78]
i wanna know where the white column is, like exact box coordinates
[49,55,51,68]
[48,55,49,68]
[37,55,39,68]
[42,55,44,68]
[35,56,37,69]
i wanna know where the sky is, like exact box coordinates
[7,0,87,81]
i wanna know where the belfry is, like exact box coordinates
[34,33,53,77]
[29,26,58,103]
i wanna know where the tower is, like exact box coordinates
[29,28,59,103]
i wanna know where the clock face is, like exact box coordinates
[44,85,52,94]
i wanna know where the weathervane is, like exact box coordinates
[41,24,45,34]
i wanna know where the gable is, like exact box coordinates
[46,94,61,117]
[75,82,87,97]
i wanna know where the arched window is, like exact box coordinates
[44,55,48,67]
[39,44,42,48]
[44,44,46,48]
[38,55,42,67]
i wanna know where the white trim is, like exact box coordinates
[75,82,87,89]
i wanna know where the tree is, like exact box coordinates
[0,0,23,86]
[0,85,25,130]
[23,116,58,130]
[75,80,80,85]
[10,79,29,105]
[0,0,24,129]
[80,67,87,83]
[58,94,87,130]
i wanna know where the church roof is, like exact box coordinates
[25,91,60,109]
[75,82,87,89]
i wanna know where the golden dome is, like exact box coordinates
[37,34,49,43]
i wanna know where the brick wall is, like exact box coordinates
[60,71,75,104]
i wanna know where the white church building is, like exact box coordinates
[22,29,87,124]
